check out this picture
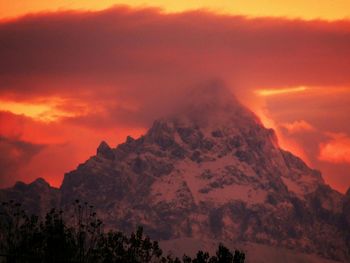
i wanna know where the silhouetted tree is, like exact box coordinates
[0,200,245,263]
[185,244,245,263]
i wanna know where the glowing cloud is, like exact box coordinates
[281,120,315,134]
[0,98,88,122]
[319,133,350,163]
[1,0,350,20]
[256,86,307,97]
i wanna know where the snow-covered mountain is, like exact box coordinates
[1,86,349,262]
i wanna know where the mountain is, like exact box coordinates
[0,178,60,216]
[1,85,349,262]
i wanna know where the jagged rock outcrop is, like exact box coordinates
[0,178,60,216]
[1,86,349,262]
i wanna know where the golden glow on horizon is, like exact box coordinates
[1,0,350,20]
[0,98,80,122]
[256,86,307,96]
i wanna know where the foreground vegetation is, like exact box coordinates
[0,200,245,263]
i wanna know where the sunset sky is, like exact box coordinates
[0,1,350,193]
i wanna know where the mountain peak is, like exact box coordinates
[13,177,50,190]
[31,177,50,187]
[5,83,349,262]
[169,82,260,130]
[346,187,350,197]
[97,141,115,160]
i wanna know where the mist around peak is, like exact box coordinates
[154,80,262,132]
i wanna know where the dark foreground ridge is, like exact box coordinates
[0,85,350,262]
[0,200,245,263]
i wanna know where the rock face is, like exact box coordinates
[1,86,350,262]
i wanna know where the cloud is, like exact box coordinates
[1,8,350,102]
[0,7,349,129]
[0,135,45,186]
[319,133,350,163]
[280,120,315,134]
[1,8,350,125]
[261,87,350,192]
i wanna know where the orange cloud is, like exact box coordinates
[1,0,350,20]
[0,97,89,122]
[256,86,308,97]
[261,85,350,193]
[281,120,315,134]
[319,133,350,163]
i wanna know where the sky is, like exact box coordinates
[0,1,350,193]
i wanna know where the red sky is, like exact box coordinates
[0,4,350,193]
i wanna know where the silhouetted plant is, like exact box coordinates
[185,244,245,263]
[0,200,245,263]
[72,200,103,262]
